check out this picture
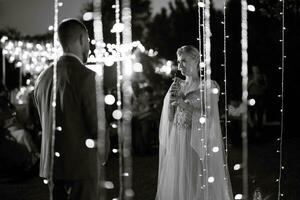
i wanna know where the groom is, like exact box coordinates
[34,18,106,200]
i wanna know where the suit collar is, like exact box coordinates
[61,53,84,65]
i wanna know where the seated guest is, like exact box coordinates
[132,86,156,155]
[0,96,39,177]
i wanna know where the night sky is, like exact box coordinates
[0,0,223,36]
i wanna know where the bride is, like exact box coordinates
[155,45,233,200]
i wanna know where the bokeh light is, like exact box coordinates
[85,139,96,148]
[105,94,116,105]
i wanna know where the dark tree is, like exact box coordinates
[226,0,299,127]
[146,0,200,60]
[79,0,152,44]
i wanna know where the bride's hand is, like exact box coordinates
[171,96,190,108]
[169,83,181,104]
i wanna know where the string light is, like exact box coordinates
[125,188,135,198]
[198,0,208,195]
[208,176,215,183]
[48,25,54,31]
[212,146,220,153]
[88,40,145,65]
[198,0,203,69]
[222,0,231,184]
[204,0,212,198]
[235,194,243,200]
[88,1,138,199]
[121,9,135,192]
[198,0,207,197]
[111,123,118,129]
[112,148,118,153]
[247,5,255,12]
[83,12,93,21]
[241,0,249,199]
[111,1,126,198]
[0,38,147,79]
[199,116,206,124]
[212,87,219,94]
[197,0,215,198]
[111,107,122,119]
[132,62,143,72]
[155,60,172,75]
[0,38,57,75]
[197,0,233,198]
[92,0,107,199]
[104,181,115,189]
[277,0,285,199]
[48,1,60,200]
[233,164,242,171]
[85,139,96,148]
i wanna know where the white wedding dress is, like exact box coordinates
[156,81,233,200]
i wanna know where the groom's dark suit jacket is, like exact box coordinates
[34,55,98,180]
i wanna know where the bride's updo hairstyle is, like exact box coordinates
[176,45,200,76]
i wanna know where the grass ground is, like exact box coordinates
[0,125,299,200]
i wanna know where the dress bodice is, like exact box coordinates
[174,106,192,128]
[173,89,200,129]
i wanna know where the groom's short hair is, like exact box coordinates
[58,18,88,48]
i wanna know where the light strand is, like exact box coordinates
[49,0,59,200]
[0,37,146,75]
[277,0,285,199]
[197,3,209,196]
[113,0,124,199]
[93,0,107,199]
[204,0,212,198]
[121,0,134,199]
[202,0,206,68]
[0,38,57,75]
[241,0,249,199]
[198,0,202,68]
[198,1,204,116]
[198,0,206,195]
[223,0,229,170]
[197,0,207,196]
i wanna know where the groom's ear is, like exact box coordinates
[79,33,84,47]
